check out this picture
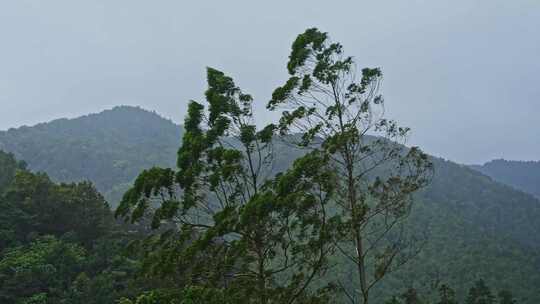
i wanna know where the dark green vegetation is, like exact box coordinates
[471,159,540,198]
[1,29,539,303]
[383,157,540,301]
[0,151,527,303]
[0,151,171,304]
[2,109,539,303]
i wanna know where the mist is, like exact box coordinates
[1,0,538,164]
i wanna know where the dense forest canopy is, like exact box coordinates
[0,150,156,304]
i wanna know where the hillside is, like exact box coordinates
[0,106,183,203]
[277,155,540,301]
[471,159,540,198]
[1,107,540,301]
[397,158,540,300]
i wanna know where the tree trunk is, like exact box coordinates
[346,155,368,304]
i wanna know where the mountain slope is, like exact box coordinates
[1,106,540,302]
[0,106,183,202]
[400,158,540,301]
[471,159,540,198]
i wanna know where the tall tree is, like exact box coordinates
[2,171,111,247]
[400,288,423,304]
[268,28,433,303]
[497,290,517,304]
[116,68,337,303]
[466,279,496,304]
[0,150,28,251]
[437,284,458,304]
[0,150,26,195]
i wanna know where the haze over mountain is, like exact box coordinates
[1,1,539,164]
[1,106,539,301]
[470,160,540,199]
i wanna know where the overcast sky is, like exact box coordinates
[1,1,538,164]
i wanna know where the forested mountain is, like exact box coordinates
[0,106,182,203]
[389,158,540,300]
[1,107,539,302]
[471,159,540,198]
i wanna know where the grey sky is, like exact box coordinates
[1,0,538,164]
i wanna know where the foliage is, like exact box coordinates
[367,157,540,303]
[0,151,161,304]
[116,68,338,303]
[379,282,517,304]
[437,285,458,304]
[118,287,229,304]
[0,236,86,304]
[497,290,517,304]
[1,170,111,248]
[268,27,433,303]
[0,151,26,194]
[465,279,495,304]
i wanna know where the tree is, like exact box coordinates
[268,28,433,303]
[116,68,337,303]
[0,150,28,251]
[466,279,496,304]
[384,296,402,304]
[437,284,458,304]
[400,288,423,304]
[497,290,517,304]
[0,153,172,303]
[0,150,26,195]
[2,171,111,247]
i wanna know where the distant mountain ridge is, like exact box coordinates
[0,106,183,202]
[1,106,539,301]
[470,159,540,198]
